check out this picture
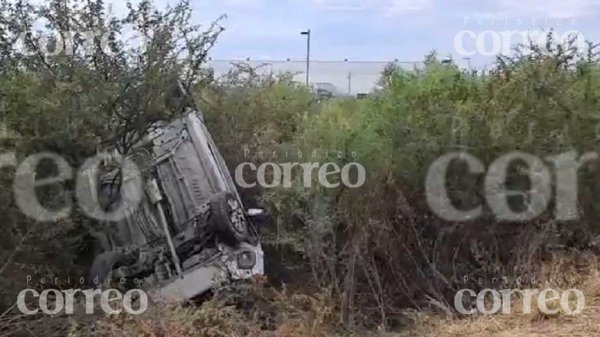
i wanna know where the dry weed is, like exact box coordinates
[396,257,600,337]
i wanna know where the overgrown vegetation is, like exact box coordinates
[200,35,600,330]
[0,0,223,315]
[2,0,600,336]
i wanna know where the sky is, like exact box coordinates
[135,0,600,66]
[103,0,600,92]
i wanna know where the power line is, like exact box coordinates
[207,58,423,64]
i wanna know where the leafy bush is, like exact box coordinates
[2,0,600,332]
[202,38,600,328]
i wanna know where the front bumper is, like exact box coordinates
[149,243,264,302]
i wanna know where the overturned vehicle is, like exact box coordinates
[86,109,264,302]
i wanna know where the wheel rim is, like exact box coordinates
[227,197,247,233]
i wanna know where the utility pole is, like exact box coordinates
[301,30,311,87]
[463,57,472,72]
[348,72,352,95]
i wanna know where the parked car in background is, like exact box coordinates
[312,82,338,99]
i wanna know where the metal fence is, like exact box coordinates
[206,59,423,95]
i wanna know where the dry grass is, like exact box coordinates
[81,269,600,337]
[66,279,336,337]
[9,258,600,337]
[395,304,600,337]
[395,258,600,337]
[92,303,248,337]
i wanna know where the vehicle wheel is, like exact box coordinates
[210,192,249,244]
[88,251,131,288]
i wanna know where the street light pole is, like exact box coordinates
[463,57,472,72]
[301,29,311,87]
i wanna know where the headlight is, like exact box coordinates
[236,251,256,269]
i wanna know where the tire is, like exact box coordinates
[88,251,132,288]
[210,192,249,244]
